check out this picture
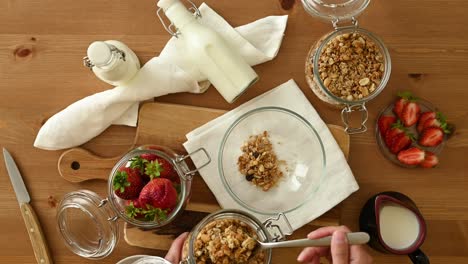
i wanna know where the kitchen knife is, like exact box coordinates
[3,148,53,264]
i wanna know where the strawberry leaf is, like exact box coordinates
[113,171,129,192]
[145,160,164,180]
[142,205,168,221]
[130,156,148,174]
[397,91,418,101]
[125,202,141,218]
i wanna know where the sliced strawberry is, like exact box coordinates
[420,152,439,168]
[139,178,178,210]
[378,115,397,137]
[417,112,436,133]
[422,117,441,130]
[401,101,421,127]
[390,133,413,154]
[393,91,415,119]
[113,167,144,200]
[421,112,451,134]
[419,127,444,147]
[397,147,425,165]
[385,121,404,147]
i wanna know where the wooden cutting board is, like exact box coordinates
[58,102,349,251]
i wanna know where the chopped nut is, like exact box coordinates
[359,77,370,86]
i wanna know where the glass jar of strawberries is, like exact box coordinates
[56,145,211,259]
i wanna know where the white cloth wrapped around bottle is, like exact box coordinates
[34,3,288,150]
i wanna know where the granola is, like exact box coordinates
[316,32,385,101]
[193,219,265,264]
[237,131,283,191]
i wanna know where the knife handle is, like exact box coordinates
[20,203,53,264]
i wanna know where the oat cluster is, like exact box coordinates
[317,32,385,101]
[193,219,266,264]
[238,131,283,191]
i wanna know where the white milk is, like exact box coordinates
[157,0,258,103]
[379,204,420,250]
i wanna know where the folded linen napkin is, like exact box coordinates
[183,79,359,231]
[34,3,288,150]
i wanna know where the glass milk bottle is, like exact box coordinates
[156,0,259,103]
[83,40,141,86]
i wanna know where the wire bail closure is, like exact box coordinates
[176,147,211,180]
[263,213,293,242]
[156,0,202,38]
[341,103,368,134]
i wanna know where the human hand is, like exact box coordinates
[297,226,373,264]
[165,232,189,264]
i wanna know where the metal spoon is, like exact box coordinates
[254,232,370,252]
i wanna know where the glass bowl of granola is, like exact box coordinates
[218,107,326,216]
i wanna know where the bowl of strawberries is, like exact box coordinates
[376,92,452,168]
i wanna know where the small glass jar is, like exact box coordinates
[57,145,211,259]
[180,209,293,264]
[302,0,392,134]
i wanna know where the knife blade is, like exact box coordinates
[3,148,53,264]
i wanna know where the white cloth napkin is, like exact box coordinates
[34,3,288,150]
[183,79,359,231]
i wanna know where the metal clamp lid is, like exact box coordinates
[83,45,126,69]
[176,147,211,180]
[156,0,202,38]
[262,213,293,242]
[332,16,359,30]
[341,103,369,134]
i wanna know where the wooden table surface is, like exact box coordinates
[1,0,467,263]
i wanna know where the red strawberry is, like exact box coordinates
[139,178,178,210]
[393,91,415,119]
[113,167,144,200]
[419,127,444,147]
[140,153,158,161]
[417,112,436,133]
[390,133,413,154]
[420,152,439,168]
[378,115,397,137]
[397,147,425,165]
[421,112,451,134]
[401,101,421,127]
[385,121,404,148]
[394,98,407,119]
[144,156,178,182]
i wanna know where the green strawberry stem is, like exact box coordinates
[113,171,130,193]
[397,91,419,101]
[436,112,451,134]
[145,160,164,180]
[125,202,141,218]
[142,205,168,222]
[129,156,148,174]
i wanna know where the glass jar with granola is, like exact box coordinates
[181,209,293,264]
[302,0,391,134]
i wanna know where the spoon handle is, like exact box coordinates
[263,232,370,249]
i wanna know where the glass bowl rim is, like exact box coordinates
[301,0,371,21]
[218,106,327,216]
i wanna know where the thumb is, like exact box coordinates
[165,232,189,263]
[331,230,349,264]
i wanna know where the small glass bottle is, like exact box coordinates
[83,40,141,86]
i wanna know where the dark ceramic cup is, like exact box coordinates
[359,191,429,264]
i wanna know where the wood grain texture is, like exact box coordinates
[20,203,53,264]
[1,0,468,263]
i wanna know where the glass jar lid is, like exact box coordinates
[301,0,370,22]
[57,190,119,259]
